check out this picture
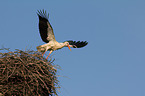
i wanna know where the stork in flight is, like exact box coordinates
[36,10,88,59]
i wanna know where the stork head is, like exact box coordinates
[63,41,71,51]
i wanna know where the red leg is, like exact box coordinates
[46,50,53,59]
[42,50,47,56]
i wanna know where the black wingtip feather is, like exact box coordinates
[37,9,51,43]
[67,40,88,48]
[37,9,49,21]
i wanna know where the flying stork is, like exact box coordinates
[36,10,88,59]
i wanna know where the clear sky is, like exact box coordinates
[0,0,145,96]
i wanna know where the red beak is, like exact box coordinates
[67,44,71,51]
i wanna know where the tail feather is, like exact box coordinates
[36,45,46,53]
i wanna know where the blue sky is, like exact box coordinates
[0,0,145,96]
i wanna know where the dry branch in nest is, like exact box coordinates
[0,48,60,96]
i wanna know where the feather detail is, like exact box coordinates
[67,40,88,48]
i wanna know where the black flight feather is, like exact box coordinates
[67,40,88,48]
[37,9,54,43]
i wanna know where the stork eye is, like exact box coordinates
[65,42,68,45]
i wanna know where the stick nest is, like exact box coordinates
[0,48,59,96]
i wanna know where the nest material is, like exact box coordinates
[0,49,59,96]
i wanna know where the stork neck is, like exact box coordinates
[58,42,66,47]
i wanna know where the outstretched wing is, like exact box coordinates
[67,40,88,48]
[37,10,56,43]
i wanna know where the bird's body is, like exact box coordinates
[37,10,88,59]
[37,41,69,52]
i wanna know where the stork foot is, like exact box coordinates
[42,50,47,56]
[42,53,45,56]
[46,55,50,59]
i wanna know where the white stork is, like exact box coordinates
[36,10,88,59]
